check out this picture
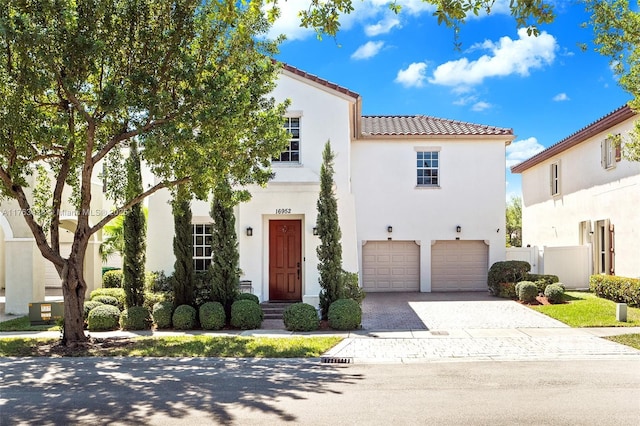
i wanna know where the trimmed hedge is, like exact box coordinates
[283,303,319,332]
[87,304,121,331]
[488,261,531,297]
[90,288,126,308]
[144,291,171,312]
[235,293,260,305]
[102,269,123,288]
[328,299,362,330]
[590,275,640,307]
[172,304,197,330]
[340,270,366,304]
[544,283,565,304]
[199,302,226,330]
[83,300,103,320]
[515,281,538,303]
[91,295,120,308]
[152,301,174,329]
[526,273,560,293]
[230,300,263,330]
[120,306,152,330]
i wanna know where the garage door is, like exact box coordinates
[431,240,488,291]
[45,243,72,288]
[362,241,420,292]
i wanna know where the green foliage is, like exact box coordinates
[83,301,104,320]
[488,261,531,297]
[87,305,121,332]
[122,140,146,309]
[544,284,565,304]
[328,299,362,330]
[516,281,538,303]
[172,305,197,330]
[91,295,121,309]
[209,179,240,319]
[146,271,173,293]
[317,141,344,320]
[171,186,195,306]
[119,306,152,331]
[526,274,560,293]
[199,302,226,331]
[230,300,263,330]
[102,270,123,289]
[143,291,171,313]
[90,288,126,307]
[152,301,174,329]
[590,275,640,307]
[506,196,522,247]
[100,214,125,264]
[339,270,365,304]
[283,303,319,332]
[235,293,260,304]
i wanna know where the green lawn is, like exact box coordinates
[0,316,60,332]
[605,334,640,350]
[531,291,640,327]
[0,335,343,357]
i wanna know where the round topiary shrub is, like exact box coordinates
[102,269,123,288]
[199,302,226,330]
[83,300,103,320]
[516,281,539,303]
[90,288,126,308]
[87,304,121,331]
[230,300,263,330]
[120,306,152,330]
[544,283,565,304]
[91,295,120,308]
[235,293,260,305]
[328,299,362,330]
[152,301,174,329]
[283,303,319,332]
[172,304,197,330]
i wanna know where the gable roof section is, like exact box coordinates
[361,115,513,137]
[511,104,636,173]
[281,63,360,101]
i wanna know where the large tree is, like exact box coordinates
[316,141,343,320]
[0,1,288,346]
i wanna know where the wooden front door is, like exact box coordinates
[269,220,302,301]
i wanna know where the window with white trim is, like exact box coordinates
[273,117,300,163]
[550,161,560,196]
[416,151,439,187]
[601,136,620,170]
[192,224,212,272]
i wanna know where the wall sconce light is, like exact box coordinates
[589,231,594,235]
[246,227,253,237]
[456,225,461,233]
[387,226,393,233]
[313,227,319,236]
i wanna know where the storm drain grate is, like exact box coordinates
[321,357,353,364]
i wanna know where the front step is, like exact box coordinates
[260,301,297,320]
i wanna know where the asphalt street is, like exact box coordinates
[1,357,639,425]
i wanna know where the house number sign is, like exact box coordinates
[275,208,292,214]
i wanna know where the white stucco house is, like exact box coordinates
[147,64,514,305]
[511,104,640,279]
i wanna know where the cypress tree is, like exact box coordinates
[171,185,194,306]
[209,179,240,321]
[317,141,343,320]
[122,140,146,308]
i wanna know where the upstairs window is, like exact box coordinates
[550,161,560,196]
[273,117,300,163]
[601,136,621,170]
[416,151,439,187]
[192,223,212,272]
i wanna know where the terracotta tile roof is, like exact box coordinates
[281,63,360,100]
[511,104,636,173]
[361,115,513,137]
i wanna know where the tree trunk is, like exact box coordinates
[60,259,89,346]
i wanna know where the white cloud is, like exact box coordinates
[351,41,385,60]
[553,93,569,101]
[264,0,315,41]
[429,28,557,87]
[395,62,427,88]
[365,15,401,36]
[506,137,545,168]
[471,101,492,111]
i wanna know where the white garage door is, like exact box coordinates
[362,241,420,292]
[431,240,488,291]
[45,243,72,288]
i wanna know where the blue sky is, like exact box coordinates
[267,0,632,199]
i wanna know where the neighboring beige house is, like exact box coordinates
[511,105,640,279]
[147,64,514,305]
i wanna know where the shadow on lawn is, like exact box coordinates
[0,357,362,425]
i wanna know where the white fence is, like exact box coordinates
[506,245,592,289]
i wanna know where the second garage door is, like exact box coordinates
[431,240,488,291]
[362,241,420,292]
